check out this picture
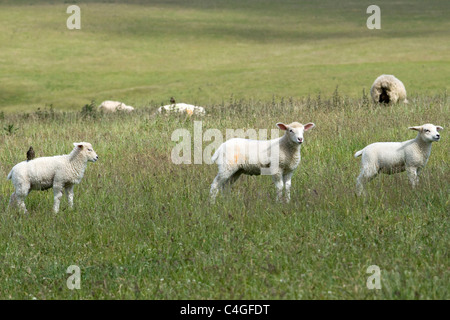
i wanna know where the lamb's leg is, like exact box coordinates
[10,183,30,213]
[209,175,222,204]
[8,192,27,213]
[224,170,242,192]
[16,194,28,214]
[272,174,284,202]
[209,169,236,204]
[283,171,294,203]
[65,185,75,209]
[53,185,64,213]
[407,167,419,187]
[8,192,17,208]
[356,167,377,196]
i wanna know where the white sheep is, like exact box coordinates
[158,103,205,116]
[98,100,135,112]
[370,74,408,104]
[7,142,98,213]
[354,124,443,195]
[209,122,315,203]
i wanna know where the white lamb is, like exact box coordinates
[98,100,134,112]
[209,122,315,203]
[370,74,408,104]
[7,142,98,213]
[354,124,443,195]
[158,103,205,116]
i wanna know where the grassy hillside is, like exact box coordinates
[0,0,448,300]
[0,0,449,112]
[0,93,448,299]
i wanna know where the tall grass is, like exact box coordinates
[0,92,448,299]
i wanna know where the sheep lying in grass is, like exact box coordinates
[7,142,98,213]
[210,122,315,203]
[370,74,408,104]
[98,100,135,112]
[158,103,205,116]
[354,124,443,195]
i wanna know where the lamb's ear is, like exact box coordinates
[73,143,83,149]
[276,123,288,131]
[436,126,443,132]
[304,123,315,131]
[409,126,422,132]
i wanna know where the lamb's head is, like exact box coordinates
[72,142,99,162]
[277,122,315,145]
[409,124,443,143]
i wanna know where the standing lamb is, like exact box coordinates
[354,124,443,195]
[7,142,98,213]
[370,74,408,104]
[210,121,315,203]
[98,100,135,112]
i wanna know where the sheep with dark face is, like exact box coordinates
[379,88,390,104]
[370,74,408,104]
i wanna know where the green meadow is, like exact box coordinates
[0,0,449,111]
[0,0,449,299]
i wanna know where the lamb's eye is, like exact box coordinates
[88,149,93,152]
[425,129,430,133]
[289,129,293,133]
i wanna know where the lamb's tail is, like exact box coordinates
[211,147,221,164]
[7,169,13,180]
[212,143,227,164]
[354,150,363,158]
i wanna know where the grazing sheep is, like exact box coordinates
[354,124,443,195]
[26,146,35,162]
[209,122,315,203]
[370,74,408,104]
[7,142,98,213]
[98,100,134,112]
[158,103,206,116]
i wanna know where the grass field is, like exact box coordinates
[0,0,449,112]
[0,0,449,300]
